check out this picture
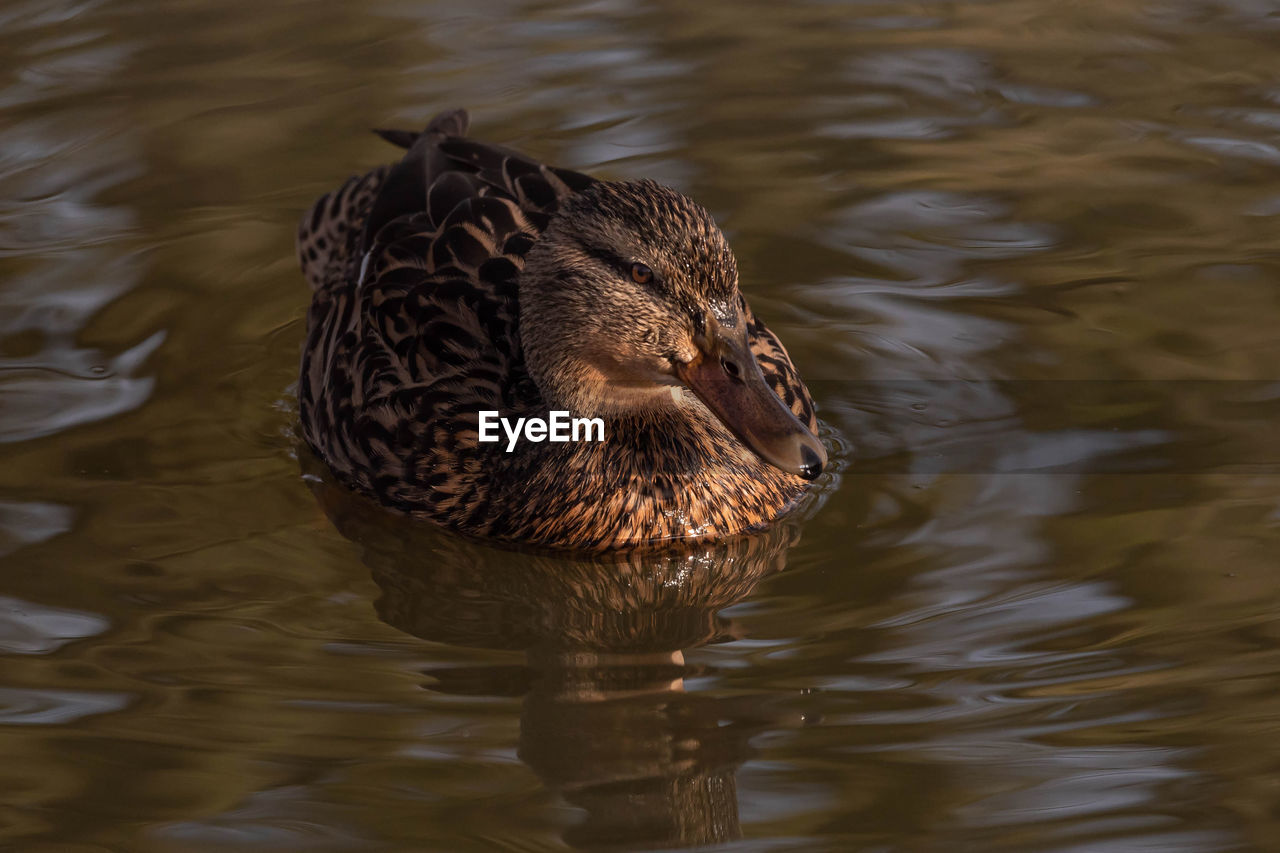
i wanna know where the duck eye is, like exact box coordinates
[630,262,653,285]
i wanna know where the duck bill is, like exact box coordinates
[677,338,827,480]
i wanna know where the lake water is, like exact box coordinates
[4,0,1280,850]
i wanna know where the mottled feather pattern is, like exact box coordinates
[298,110,821,550]
[297,166,390,292]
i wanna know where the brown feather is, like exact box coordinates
[297,110,823,551]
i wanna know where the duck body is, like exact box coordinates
[297,109,825,551]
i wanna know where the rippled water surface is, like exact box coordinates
[4,0,1280,849]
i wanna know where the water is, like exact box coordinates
[3,0,1280,849]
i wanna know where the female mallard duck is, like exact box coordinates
[297,109,826,551]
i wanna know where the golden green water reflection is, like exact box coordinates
[3,0,1280,849]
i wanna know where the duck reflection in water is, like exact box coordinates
[308,460,819,851]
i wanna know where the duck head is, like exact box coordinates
[518,180,826,480]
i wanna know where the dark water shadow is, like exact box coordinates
[305,455,814,851]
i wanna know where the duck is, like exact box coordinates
[296,108,827,551]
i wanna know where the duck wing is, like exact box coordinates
[298,110,594,513]
[359,110,595,260]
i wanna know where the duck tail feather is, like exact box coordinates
[372,109,469,151]
[425,107,470,139]
[372,128,419,149]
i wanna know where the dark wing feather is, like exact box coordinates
[360,109,472,257]
[437,137,595,212]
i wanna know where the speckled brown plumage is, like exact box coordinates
[297,109,823,551]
